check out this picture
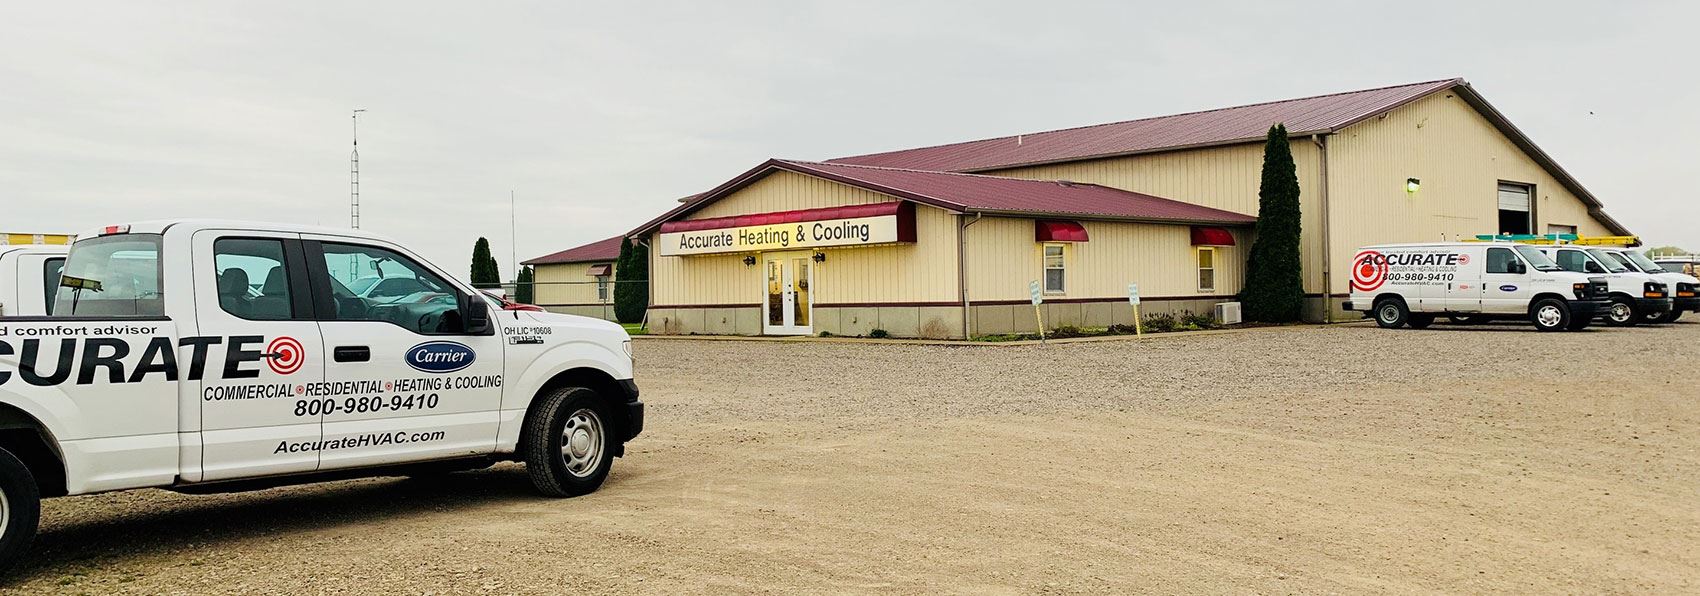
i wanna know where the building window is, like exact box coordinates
[596,275,610,302]
[1197,247,1216,292]
[1042,244,1065,293]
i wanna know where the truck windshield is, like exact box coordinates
[1513,245,1562,272]
[1618,251,1666,273]
[53,234,165,316]
[1584,248,1629,273]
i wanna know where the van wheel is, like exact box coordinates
[0,447,41,572]
[1646,309,1681,324]
[1373,299,1409,329]
[1605,298,1639,327]
[1530,298,1571,332]
[1408,314,1435,329]
[1566,317,1592,331]
[522,386,614,498]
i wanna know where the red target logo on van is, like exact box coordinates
[1351,251,1388,291]
[265,336,304,375]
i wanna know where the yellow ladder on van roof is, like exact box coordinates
[0,233,75,245]
[1465,234,1640,247]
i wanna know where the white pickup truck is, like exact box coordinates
[0,245,67,317]
[0,221,643,569]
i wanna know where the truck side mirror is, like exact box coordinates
[1585,262,1604,274]
[463,297,493,335]
[1508,261,1526,275]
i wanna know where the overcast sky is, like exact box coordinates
[4,1,1696,278]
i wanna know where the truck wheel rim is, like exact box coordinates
[1610,303,1632,322]
[1379,304,1399,322]
[1537,305,1563,327]
[561,408,604,478]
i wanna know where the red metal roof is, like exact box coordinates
[522,235,623,266]
[631,159,1255,236]
[829,79,1463,172]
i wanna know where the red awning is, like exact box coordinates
[1035,220,1088,242]
[1191,226,1235,246]
[586,263,612,276]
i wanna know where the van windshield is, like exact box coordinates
[1513,245,1562,272]
[1619,251,1666,273]
[1585,248,1629,273]
[53,234,165,316]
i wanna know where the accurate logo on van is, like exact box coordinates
[405,341,476,374]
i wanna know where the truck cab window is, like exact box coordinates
[213,238,295,320]
[42,257,64,314]
[1552,249,1590,273]
[53,234,165,316]
[1485,248,1520,274]
[318,242,463,334]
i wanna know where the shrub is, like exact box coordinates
[1141,312,1178,333]
[1107,323,1139,335]
[1241,123,1305,322]
[1050,325,1089,338]
[613,237,649,324]
[1179,311,1220,330]
[869,328,890,339]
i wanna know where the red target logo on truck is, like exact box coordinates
[265,336,304,375]
[1351,250,1388,291]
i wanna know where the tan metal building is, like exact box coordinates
[608,78,1630,338]
[522,235,622,320]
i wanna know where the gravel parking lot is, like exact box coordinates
[7,321,1700,593]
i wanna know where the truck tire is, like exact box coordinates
[1647,309,1682,324]
[1373,298,1409,329]
[1604,297,1640,327]
[522,386,614,498]
[1566,317,1592,331]
[0,447,41,572]
[1407,314,1436,329]
[1530,298,1571,332]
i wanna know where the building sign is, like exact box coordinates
[658,202,915,257]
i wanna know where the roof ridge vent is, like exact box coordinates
[1056,179,1077,187]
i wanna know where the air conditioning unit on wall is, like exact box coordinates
[1214,302,1243,325]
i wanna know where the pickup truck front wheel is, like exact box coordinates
[0,447,41,572]
[522,386,614,498]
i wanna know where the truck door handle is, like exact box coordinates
[334,346,370,362]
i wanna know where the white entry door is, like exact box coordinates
[763,253,813,335]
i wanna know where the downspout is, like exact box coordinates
[1312,134,1333,323]
[958,212,983,339]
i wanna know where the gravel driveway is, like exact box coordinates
[7,321,1699,593]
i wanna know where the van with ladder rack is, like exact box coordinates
[1343,241,1608,331]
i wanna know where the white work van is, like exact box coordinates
[1599,249,1699,323]
[0,245,68,317]
[1343,242,1608,331]
[0,221,643,570]
[1533,245,1670,326]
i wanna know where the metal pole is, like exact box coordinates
[351,108,366,229]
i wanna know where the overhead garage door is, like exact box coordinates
[1497,183,1531,211]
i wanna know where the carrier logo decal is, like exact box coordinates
[265,336,304,375]
[1499,285,1519,292]
[1351,250,1389,292]
[406,341,476,374]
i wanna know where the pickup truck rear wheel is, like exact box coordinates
[1530,298,1571,332]
[522,386,614,498]
[1604,298,1640,327]
[0,447,41,572]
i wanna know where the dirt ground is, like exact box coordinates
[7,321,1699,594]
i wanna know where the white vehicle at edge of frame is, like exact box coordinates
[0,220,643,571]
[0,245,69,317]
[1601,249,1700,324]
[1531,245,1671,327]
[1342,241,1611,332]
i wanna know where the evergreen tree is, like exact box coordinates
[470,237,501,289]
[1241,124,1305,322]
[514,265,535,304]
[613,237,648,324]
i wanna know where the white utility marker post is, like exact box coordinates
[1030,280,1046,345]
[1127,282,1142,336]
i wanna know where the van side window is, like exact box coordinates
[1485,248,1520,274]
[317,242,462,334]
[42,257,65,314]
[213,238,296,321]
[1552,250,1588,273]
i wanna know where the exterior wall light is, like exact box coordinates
[743,255,756,266]
[1406,177,1421,195]
[812,252,826,263]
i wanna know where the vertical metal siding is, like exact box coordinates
[966,216,1242,301]
[532,262,612,305]
[1325,92,1615,294]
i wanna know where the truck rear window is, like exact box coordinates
[53,234,165,316]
